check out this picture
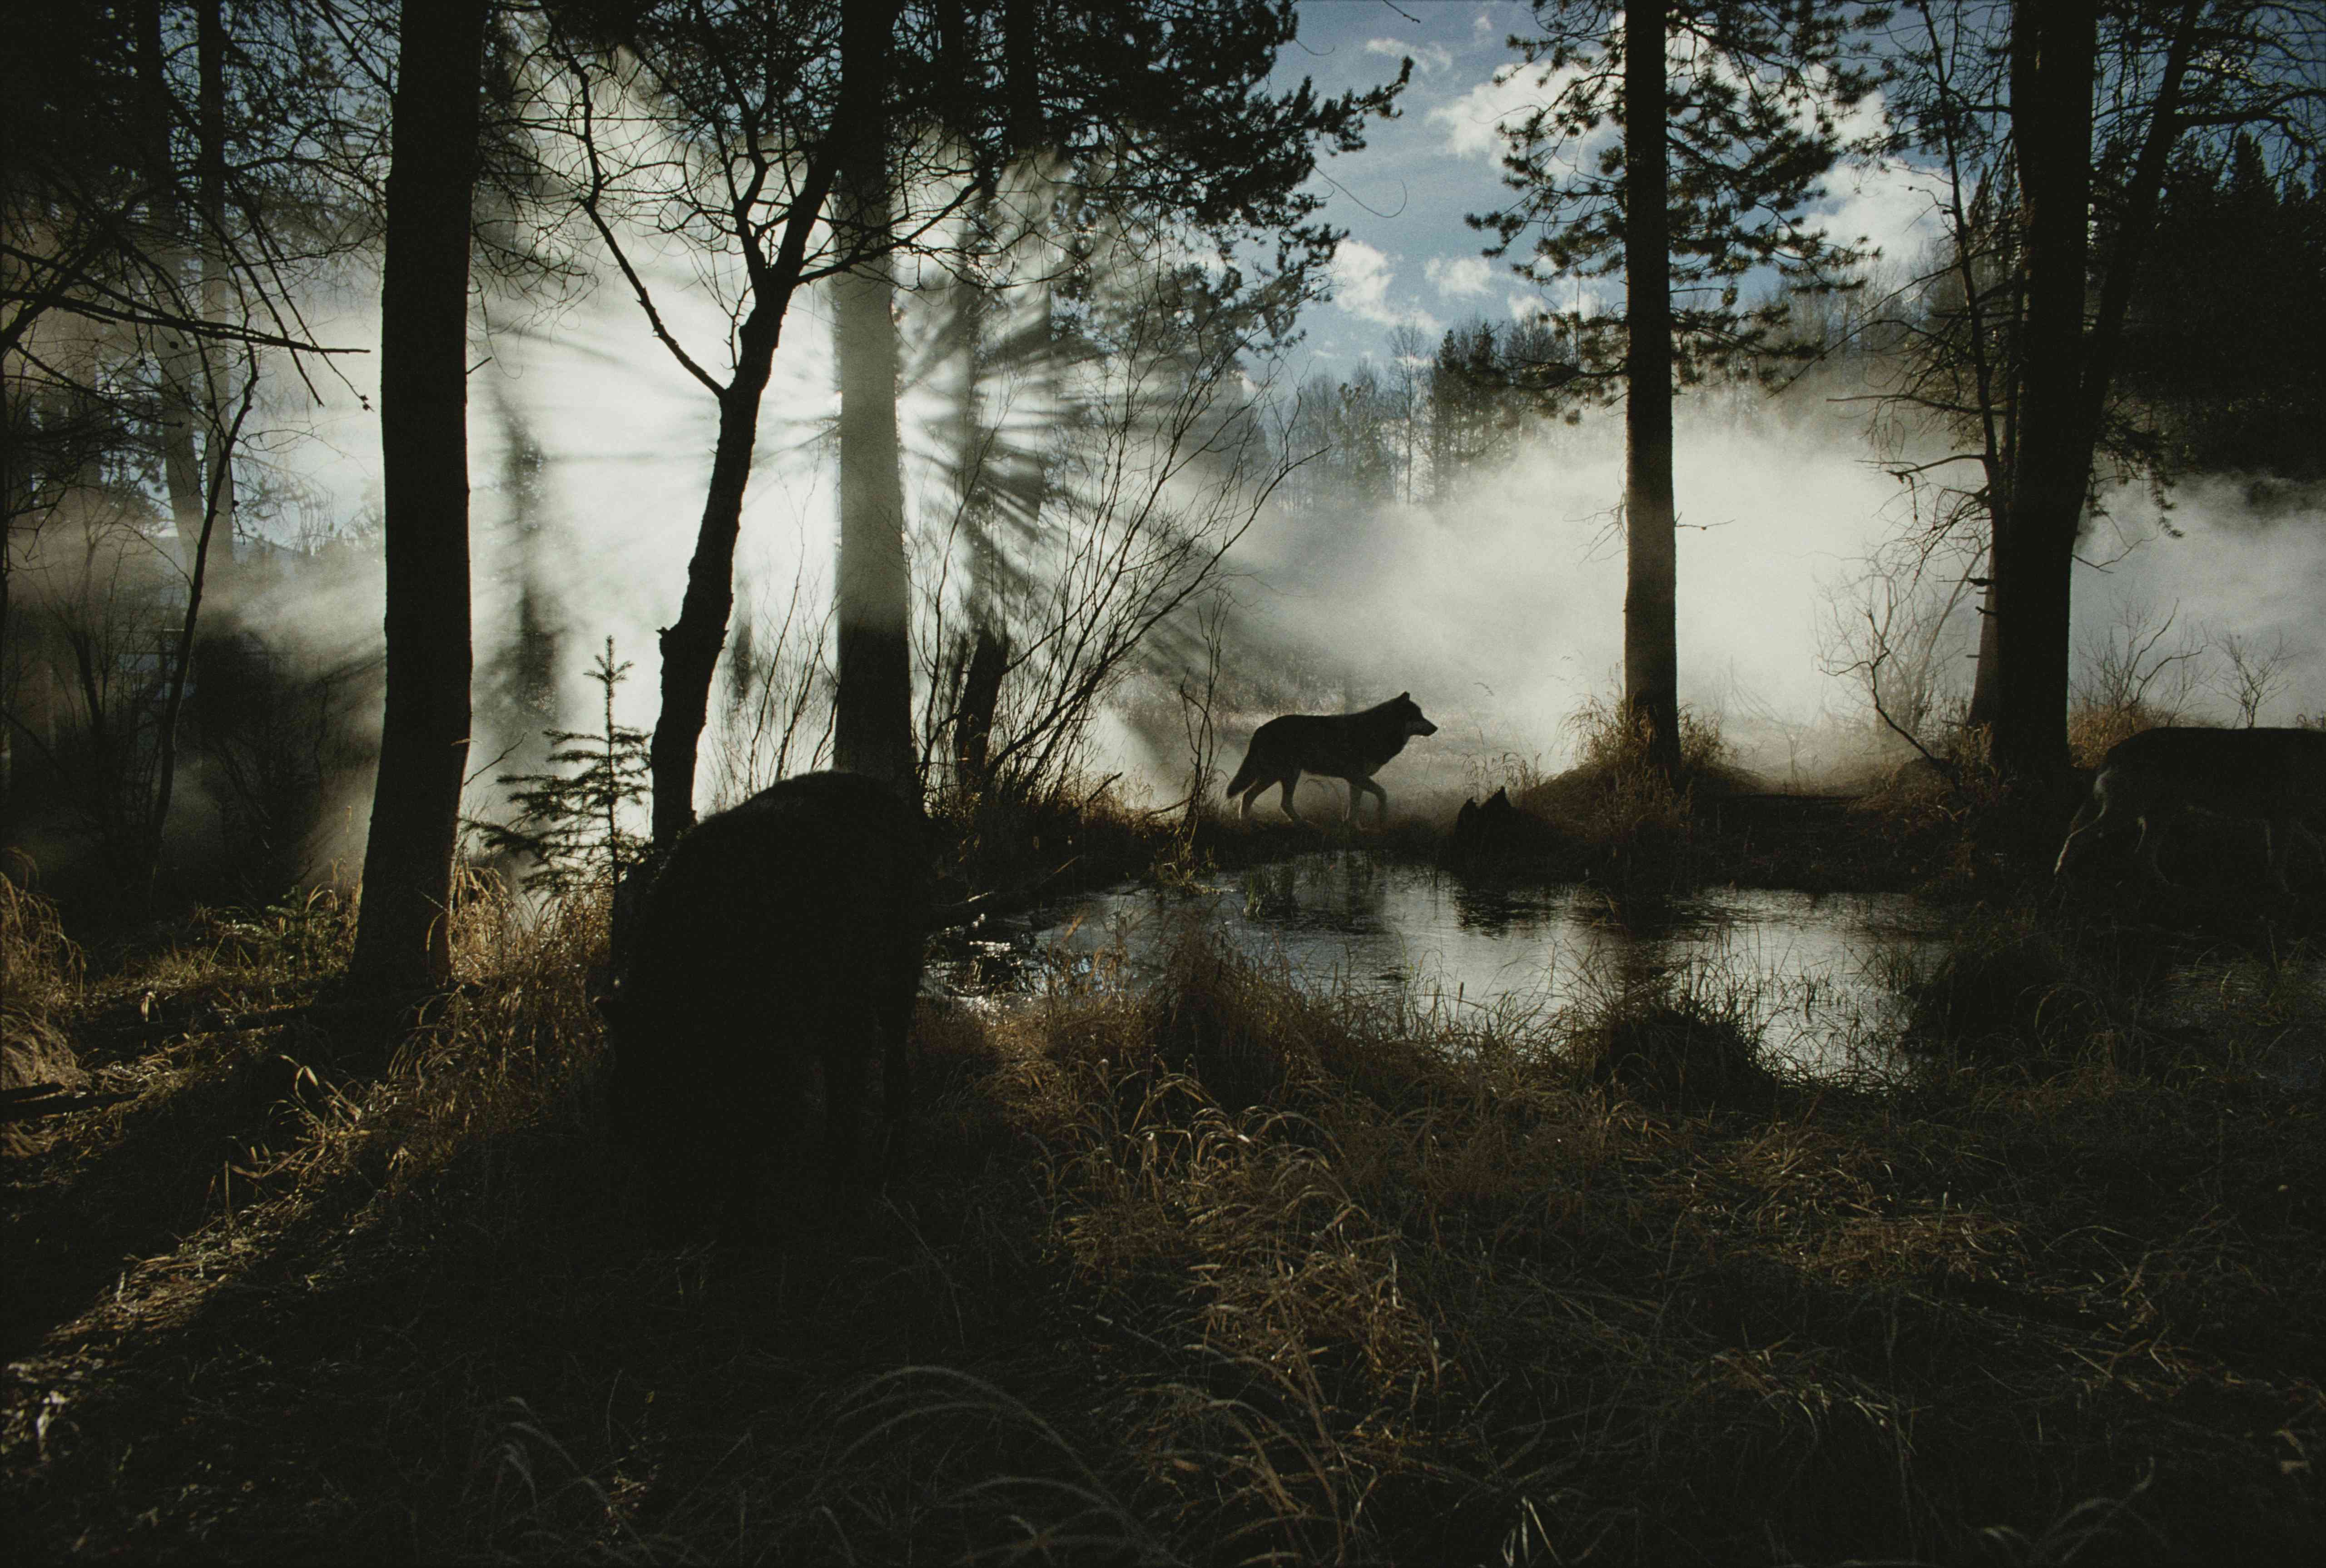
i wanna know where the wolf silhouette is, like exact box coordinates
[1223,693,1438,826]
[2053,726,2326,891]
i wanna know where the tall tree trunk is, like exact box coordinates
[133,0,209,566]
[830,0,914,791]
[1622,0,1681,779]
[943,0,1055,803]
[953,625,1008,792]
[350,0,488,989]
[1991,0,2097,779]
[0,372,15,799]
[831,156,915,789]
[643,0,895,840]
[1988,0,2196,777]
[479,385,563,780]
[193,0,240,613]
[146,379,252,904]
[1967,565,2002,727]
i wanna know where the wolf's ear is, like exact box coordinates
[1399,691,1410,700]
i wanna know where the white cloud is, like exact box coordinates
[1774,89,1947,267]
[1426,254,1492,298]
[1368,37,1452,76]
[1427,55,1617,178]
[1329,240,1443,335]
[1508,278,1617,322]
[1332,239,1398,319]
[1426,62,1553,162]
[1814,161,1948,266]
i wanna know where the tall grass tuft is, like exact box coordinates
[2,876,91,1155]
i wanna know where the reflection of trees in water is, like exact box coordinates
[1246,851,1391,932]
[1452,883,1529,937]
[1030,859,1940,1079]
[1553,887,1687,1009]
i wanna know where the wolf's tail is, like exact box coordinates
[1223,748,1260,799]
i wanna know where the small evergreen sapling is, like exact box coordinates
[477,638,651,897]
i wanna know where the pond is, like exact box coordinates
[949,851,1948,1082]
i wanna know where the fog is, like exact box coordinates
[276,262,2326,834]
[20,228,2317,903]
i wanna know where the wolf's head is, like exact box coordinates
[1390,692,1438,739]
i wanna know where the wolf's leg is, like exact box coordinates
[1353,778,1388,826]
[2131,814,2175,886]
[2053,798,2103,876]
[1239,784,1260,821]
[2291,819,2326,879]
[2260,816,2307,893]
[1277,775,1305,824]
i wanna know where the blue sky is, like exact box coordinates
[1275,0,1939,373]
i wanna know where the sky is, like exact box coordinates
[1270,0,1939,374]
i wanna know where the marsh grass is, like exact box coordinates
[2,873,2320,1564]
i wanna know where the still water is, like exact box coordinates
[962,852,1946,1081]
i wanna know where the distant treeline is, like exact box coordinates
[1282,132,2326,511]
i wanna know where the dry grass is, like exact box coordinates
[2065,702,2176,769]
[2,875,2320,1564]
[3,878,93,1158]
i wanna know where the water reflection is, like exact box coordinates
[969,851,1946,1081]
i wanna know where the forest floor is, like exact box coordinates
[3,780,2322,1564]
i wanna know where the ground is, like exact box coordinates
[2,767,2321,1563]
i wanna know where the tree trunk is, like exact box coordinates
[643,0,896,840]
[349,0,488,990]
[146,381,251,905]
[646,303,782,844]
[193,0,240,614]
[942,0,1058,803]
[1987,0,2197,777]
[1990,0,2096,780]
[1622,0,1681,779]
[831,170,915,788]
[953,625,1008,794]
[1967,565,2002,728]
[830,0,914,791]
[132,0,209,566]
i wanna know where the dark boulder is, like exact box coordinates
[601,771,929,1231]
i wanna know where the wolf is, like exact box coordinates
[1224,692,1438,826]
[2053,726,2326,892]
[600,771,929,1230]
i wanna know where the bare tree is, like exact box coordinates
[542,0,906,842]
[913,268,1299,806]
[1818,516,1983,768]
[1867,0,2325,777]
[2071,596,2203,725]
[707,568,835,807]
[2212,629,2299,727]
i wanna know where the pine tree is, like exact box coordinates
[475,639,650,898]
[1478,0,1876,777]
